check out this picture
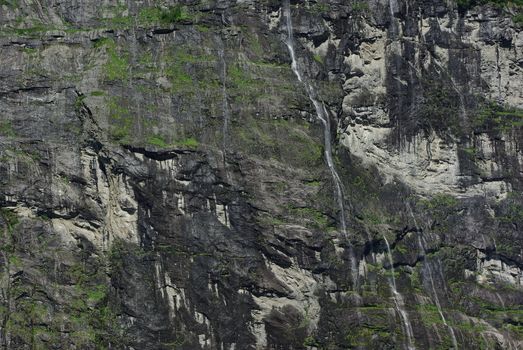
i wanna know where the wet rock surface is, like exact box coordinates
[0,0,522,349]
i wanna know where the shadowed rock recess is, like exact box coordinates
[1,0,523,348]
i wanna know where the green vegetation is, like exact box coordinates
[103,41,129,81]
[472,102,523,132]
[0,120,15,137]
[346,325,392,347]
[313,54,323,64]
[102,5,193,29]
[309,2,331,13]
[419,193,459,210]
[176,136,199,148]
[303,336,320,347]
[107,97,132,143]
[417,304,446,326]
[0,0,19,6]
[352,1,370,12]
[286,205,331,230]
[419,78,461,136]
[21,46,38,55]
[497,196,523,223]
[161,48,214,92]
[139,5,191,25]
[90,90,105,97]
[0,207,19,232]
[228,64,256,90]
[146,135,199,149]
[461,146,477,158]
[147,135,169,148]
[233,117,323,167]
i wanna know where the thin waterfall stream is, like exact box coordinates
[406,204,459,349]
[382,235,416,350]
[282,0,347,236]
[218,45,230,171]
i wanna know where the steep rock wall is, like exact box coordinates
[0,0,522,349]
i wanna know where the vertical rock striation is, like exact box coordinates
[0,0,522,349]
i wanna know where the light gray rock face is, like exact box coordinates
[0,0,522,349]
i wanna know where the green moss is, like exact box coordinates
[462,147,477,156]
[176,136,199,148]
[140,5,192,25]
[107,97,132,143]
[410,265,423,291]
[346,324,392,347]
[106,50,129,81]
[454,320,487,332]
[21,46,38,55]
[8,255,22,267]
[90,90,105,97]
[313,54,323,64]
[158,5,191,24]
[0,208,19,232]
[352,1,370,12]
[147,135,168,148]
[419,193,459,210]
[146,135,199,149]
[87,285,108,304]
[286,205,330,230]
[498,202,523,223]
[417,304,445,326]
[94,38,129,81]
[101,5,192,29]
[93,37,113,48]
[361,209,385,225]
[13,24,51,36]
[309,2,331,13]
[233,117,322,167]
[0,0,19,6]
[228,64,255,90]
[303,336,320,347]
[160,48,216,92]
[0,120,15,137]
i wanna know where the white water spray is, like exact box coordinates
[283,0,347,236]
[407,204,458,349]
[382,235,416,350]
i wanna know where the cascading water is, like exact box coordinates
[382,235,416,350]
[406,204,458,349]
[218,45,230,171]
[283,0,347,236]
[283,0,358,285]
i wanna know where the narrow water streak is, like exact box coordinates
[383,235,416,350]
[283,0,347,236]
[407,204,458,349]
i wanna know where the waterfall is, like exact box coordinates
[218,45,230,170]
[282,0,347,236]
[406,204,458,349]
[382,235,416,350]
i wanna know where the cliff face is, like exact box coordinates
[0,0,522,349]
